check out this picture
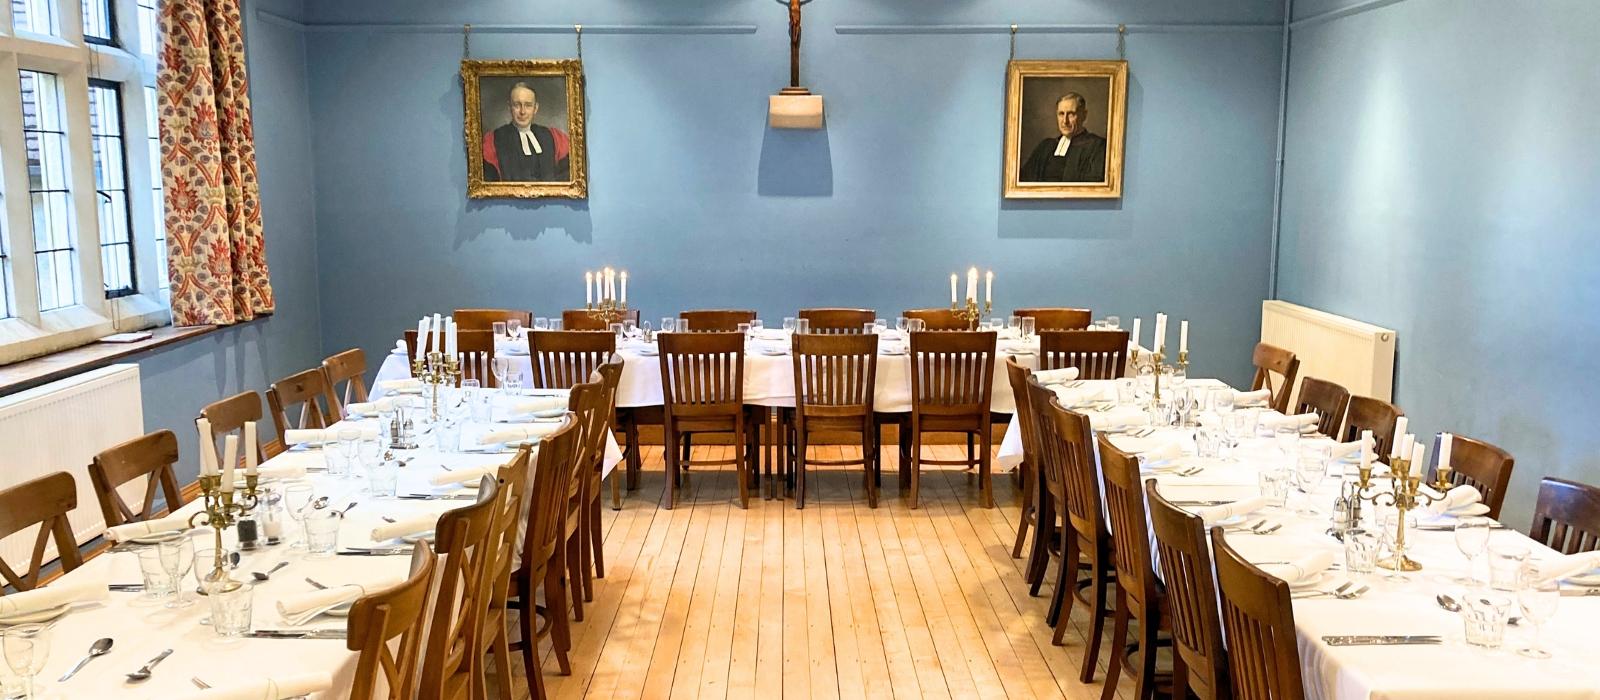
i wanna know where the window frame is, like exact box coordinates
[80,0,117,47]
[88,76,135,298]
[0,0,170,364]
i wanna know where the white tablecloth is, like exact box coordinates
[28,415,619,699]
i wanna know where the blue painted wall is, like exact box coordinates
[298,0,1286,387]
[1277,0,1600,526]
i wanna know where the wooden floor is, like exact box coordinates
[505,444,1138,700]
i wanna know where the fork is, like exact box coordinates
[1294,582,1369,600]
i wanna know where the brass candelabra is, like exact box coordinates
[1353,457,1453,572]
[187,473,260,593]
[585,299,629,326]
[412,351,461,422]
[950,297,992,331]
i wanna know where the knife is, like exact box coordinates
[337,548,413,556]
[1560,588,1600,597]
[1171,500,1236,507]
[108,583,146,592]
[1322,635,1442,646]
[244,629,347,640]
[398,494,477,501]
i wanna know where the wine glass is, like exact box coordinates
[1020,316,1036,342]
[874,319,889,333]
[534,317,550,331]
[1516,563,1559,659]
[623,319,638,337]
[1105,315,1121,331]
[284,483,315,549]
[640,320,653,342]
[2,623,50,700]
[491,356,512,395]
[158,537,196,608]
[1209,388,1235,417]
[751,319,764,334]
[661,317,676,336]
[896,317,909,334]
[491,321,507,339]
[507,318,523,339]
[1454,517,1492,585]
[1274,423,1301,461]
[783,317,797,333]
[1293,445,1327,517]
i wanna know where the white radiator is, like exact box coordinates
[0,364,144,568]
[1260,301,1396,407]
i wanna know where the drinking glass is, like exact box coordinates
[609,323,626,343]
[305,511,341,557]
[368,459,399,498]
[1105,315,1121,331]
[1209,388,1235,416]
[284,483,315,549]
[1135,362,1156,401]
[736,322,752,340]
[1488,543,1530,591]
[675,319,690,333]
[751,319,764,334]
[874,319,888,333]
[506,318,522,337]
[623,319,638,337]
[1224,411,1253,441]
[662,317,676,336]
[863,322,877,334]
[334,427,361,478]
[158,537,196,608]
[534,317,550,331]
[2,623,50,700]
[209,582,255,638]
[1454,516,1493,585]
[783,317,797,333]
[1343,530,1379,574]
[548,319,562,331]
[1020,316,1036,341]
[1293,446,1328,516]
[908,318,926,332]
[1462,593,1512,648]
[1115,378,1136,405]
[791,318,808,335]
[1516,564,1559,658]
[640,320,653,341]
[435,418,462,453]
[896,317,909,334]
[1274,424,1301,461]
[491,321,507,338]
[1007,315,1020,332]
[1257,468,1290,508]
[136,546,175,601]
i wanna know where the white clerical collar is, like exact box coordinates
[518,127,542,156]
[1053,135,1071,157]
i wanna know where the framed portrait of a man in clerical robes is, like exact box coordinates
[463,59,588,199]
[1002,60,1127,199]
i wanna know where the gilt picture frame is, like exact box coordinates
[1002,60,1128,199]
[462,59,588,199]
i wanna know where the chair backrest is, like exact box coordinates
[528,330,615,389]
[1147,481,1229,700]
[909,331,996,418]
[200,391,282,460]
[518,419,581,593]
[1293,377,1349,438]
[89,430,184,529]
[1250,342,1300,413]
[567,378,610,499]
[1013,307,1092,331]
[1530,477,1600,554]
[322,348,369,410]
[1024,377,1069,507]
[798,308,875,334]
[419,476,501,699]
[596,353,625,430]
[1042,396,1103,544]
[0,472,81,592]
[1210,526,1305,700]
[1097,435,1157,606]
[792,332,878,419]
[1431,433,1514,520]
[1038,329,1130,379]
[347,542,438,700]
[561,308,640,331]
[1341,395,1403,459]
[405,329,498,388]
[453,308,532,332]
[658,332,745,418]
[679,309,757,332]
[267,367,342,438]
[478,446,533,681]
[1004,359,1039,470]
[902,308,969,331]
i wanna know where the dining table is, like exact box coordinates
[7,390,620,699]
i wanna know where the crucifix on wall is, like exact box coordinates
[769,0,823,129]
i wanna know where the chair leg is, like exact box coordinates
[1026,496,1051,589]
[1047,524,1074,626]
[578,482,594,602]
[979,427,994,508]
[590,493,605,579]
[624,416,641,491]
[490,623,514,700]
[1133,603,1159,700]
[966,432,975,468]
[795,428,807,509]
[1100,590,1130,700]
[1011,460,1033,557]
[663,427,678,510]
[516,576,540,696]
[1077,555,1110,682]
[908,419,922,509]
[735,420,750,509]
[548,546,573,675]
[862,427,878,509]
[682,433,692,469]
[611,470,622,510]
[567,529,585,621]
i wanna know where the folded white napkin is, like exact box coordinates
[1330,435,1375,460]
[371,513,439,541]
[344,401,377,415]
[1259,550,1336,586]
[284,426,379,445]
[755,329,787,341]
[0,575,109,617]
[1234,389,1271,407]
[379,378,423,392]
[1033,367,1080,385]
[104,513,193,543]
[1536,551,1600,584]
[173,673,334,700]
[478,422,563,446]
[277,579,399,626]
[1422,484,1488,516]
[1092,407,1149,431]
[1138,442,1186,464]
[428,465,497,487]
[1261,412,1320,429]
[512,396,567,415]
[1194,496,1272,525]
[255,464,306,481]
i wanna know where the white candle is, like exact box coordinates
[605,268,616,302]
[1438,432,1453,471]
[1410,443,1425,477]
[1399,433,1414,461]
[620,271,628,304]
[1360,429,1373,470]
[432,313,443,355]
[1179,320,1189,354]
[220,434,238,493]
[585,271,593,304]
[244,421,258,476]
[1130,317,1141,348]
[1154,314,1167,354]
[446,318,458,357]
[984,270,993,304]
[196,418,217,477]
[950,274,958,304]
[417,317,430,355]
[1392,417,1409,457]
[966,267,977,303]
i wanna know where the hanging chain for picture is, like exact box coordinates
[1009,24,1018,61]
[575,24,584,61]
[1117,24,1126,60]
[462,23,472,59]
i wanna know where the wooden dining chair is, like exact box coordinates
[1013,307,1092,331]
[1003,359,1039,559]
[560,307,640,331]
[0,472,81,593]
[1035,386,1116,679]
[418,476,501,700]
[1294,376,1350,437]
[659,332,756,508]
[1038,329,1131,379]
[321,348,369,411]
[347,542,438,700]
[797,308,875,334]
[527,330,614,389]
[1210,527,1306,700]
[453,308,532,332]
[902,308,970,331]
[1429,433,1515,520]
[405,329,499,388]
[200,391,284,461]
[89,430,185,529]
[1529,477,1600,554]
[474,447,533,700]
[1342,395,1404,459]
[792,332,880,508]
[1098,436,1170,700]
[907,330,997,508]
[678,309,757,332]
[1147,481,1230,700]
[561,378,608,620]
[1250,342,1300,413]
[508,420,581,696]
[267,367,342,438]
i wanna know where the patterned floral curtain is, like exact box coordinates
[157,0,274,325]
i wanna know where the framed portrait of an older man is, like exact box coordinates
[463,59,587,199]
[1002,60,1127,199]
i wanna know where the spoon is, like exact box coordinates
[125,648,173,682]
[252,561,290,581]
[58,637,113,681]
[337,501,359,517]
[1437,593,1521,625]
